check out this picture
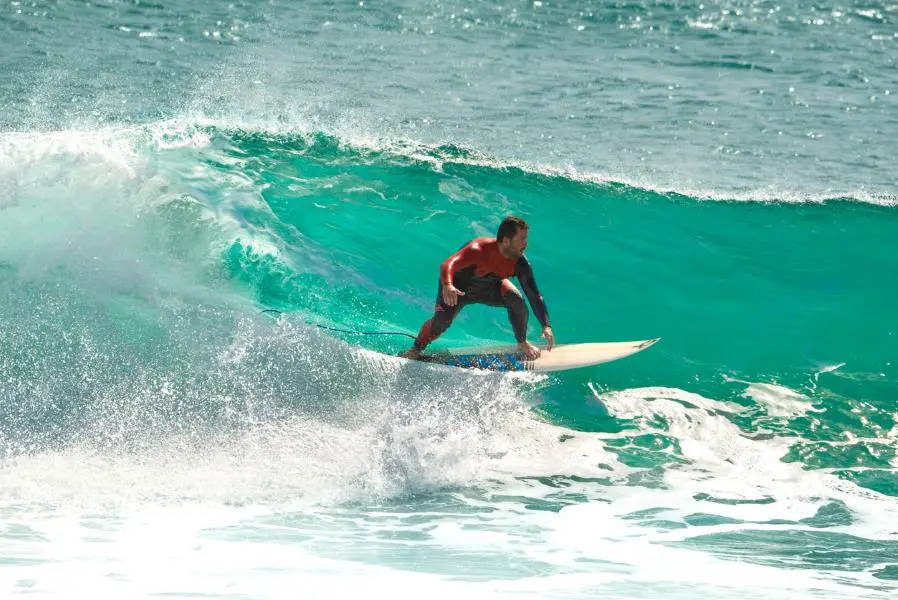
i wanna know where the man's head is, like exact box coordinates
[497,215,529,259]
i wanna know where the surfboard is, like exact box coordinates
[414,337,660,373]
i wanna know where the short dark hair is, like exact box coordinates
[497,216,528,242]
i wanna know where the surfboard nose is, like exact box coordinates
[637,337,661,349]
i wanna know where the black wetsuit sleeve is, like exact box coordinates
[515,256,550,328]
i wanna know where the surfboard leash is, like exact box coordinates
[259,309,417,340]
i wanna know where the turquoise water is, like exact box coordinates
[2,1,898,598]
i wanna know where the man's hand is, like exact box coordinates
[541,325,555,351]
[517,341,541,360]
[441,283,465,306]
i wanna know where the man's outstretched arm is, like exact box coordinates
[515,256,554,350]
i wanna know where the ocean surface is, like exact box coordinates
[1,1,897,598]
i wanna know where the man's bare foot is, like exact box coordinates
[399,347,422,360]
[517,341,540,360]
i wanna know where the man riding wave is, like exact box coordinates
[400,216,554,360]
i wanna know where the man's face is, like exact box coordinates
[501,228,528,259]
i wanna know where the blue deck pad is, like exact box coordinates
[443,352,527,372]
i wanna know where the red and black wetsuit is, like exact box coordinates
[412,237,550,351]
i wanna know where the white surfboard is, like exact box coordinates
[417,337,660,373]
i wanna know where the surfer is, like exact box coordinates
[400,216,554,361]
